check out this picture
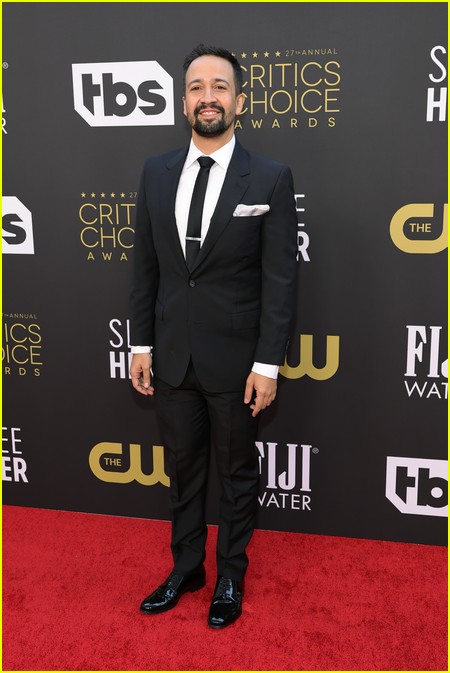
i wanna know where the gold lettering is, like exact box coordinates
[117,226,134,248]
[79,203,97,225]
[250,64,266,88]
[301,62,322,87]
[390,204,448,253]
[80,226,99,248]
[241,64,248,89]
[89,442,170,486]
[99,203,113,225]
[11,344,29,365]
[250,91,268,114]
[274,63,291,88]
[280,334,340,380]
[99,228,116,248]
[270,90,292,114]
[324,61,341,86]
[409,222,432,232]
[121,204,135,226]
[301,89,322,114]
[28,324,42,344]
[9,323,27,343]
[29,345,42,365]
[325,89,340,112]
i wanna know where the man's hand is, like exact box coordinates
[244,372,277,417]
[130,353,154,396]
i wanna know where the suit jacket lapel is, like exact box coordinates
[191,141,251,272]
[158,146,189,276]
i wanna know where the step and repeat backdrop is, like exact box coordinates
[3,2,447,545]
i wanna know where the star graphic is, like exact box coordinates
[252,52,258,58]
[91,192,96,198]
[100,192,106,198]
[120,192,126,198]
[275,50,281,57]
[110,192,116,198]
[241,52,247,59]
[264,51,270,58]
[81,192,86,198]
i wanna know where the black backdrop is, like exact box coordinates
[3,2,447,545]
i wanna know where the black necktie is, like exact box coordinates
[185,156,215,271]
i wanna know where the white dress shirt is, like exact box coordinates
[131,135,278,379]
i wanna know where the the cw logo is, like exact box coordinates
[280,334,339,380]
[390,204,447,253]
[89,442,169,486]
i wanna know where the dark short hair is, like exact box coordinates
[183,44,243,94]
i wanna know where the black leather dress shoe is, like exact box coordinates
[140,567,206,614]
[208,576,243,629]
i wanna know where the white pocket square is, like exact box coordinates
[233,204,270,217]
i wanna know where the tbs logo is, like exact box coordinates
[2,197,34,254]
[72,61,174,127]
[386,456,447,517]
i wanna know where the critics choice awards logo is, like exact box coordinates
[80,191,309,265]
[404,325,447,400]
[2,313,43,377]
[2,426,28,484]
[78,192,136,262]
[232,47,341,130]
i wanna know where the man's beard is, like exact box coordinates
[191,104,233,137]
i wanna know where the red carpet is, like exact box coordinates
[2,505,447,671]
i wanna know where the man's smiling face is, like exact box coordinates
[183,55,244,139]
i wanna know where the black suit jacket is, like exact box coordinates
[130,140,298,392]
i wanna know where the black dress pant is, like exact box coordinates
[154,361,259,581]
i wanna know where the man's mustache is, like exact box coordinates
[194,103,225,115]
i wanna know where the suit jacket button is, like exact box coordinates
[189,279,196,287]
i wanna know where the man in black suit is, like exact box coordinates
[129,45,297,628]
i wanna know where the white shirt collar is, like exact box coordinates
[185,135,236,171]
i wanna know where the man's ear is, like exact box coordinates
[182,96,187,117]
[235,92,246,116]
